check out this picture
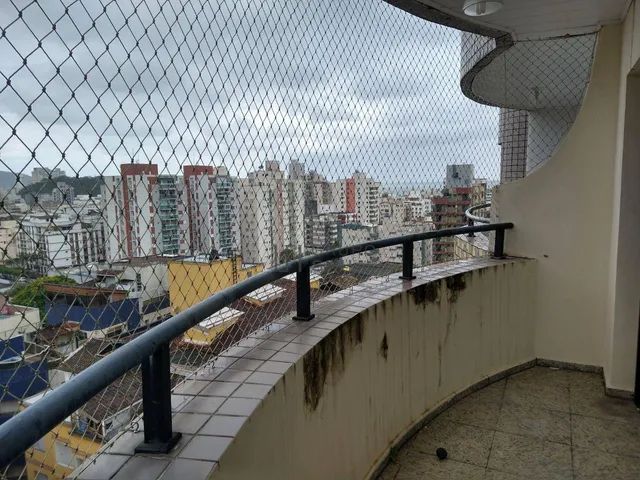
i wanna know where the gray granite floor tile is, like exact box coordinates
[395,450,485,480]
[570,387,640,423]
[159,459,217,480]
[497,399,571,444]
[504,379,570,413]
[410,417,494,467]
[572,414,640,458]
[483,468,529,480]
[440,381,504,430]
[508,367,570,389]
[573,445,640,480]
[488,431,572,480]
[567,371,603,392]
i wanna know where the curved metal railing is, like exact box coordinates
[0,222,513,467]
[465,202,491,225]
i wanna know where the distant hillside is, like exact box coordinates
[0,171,31,191]
[19,176,103,201]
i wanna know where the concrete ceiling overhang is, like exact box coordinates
[385,0,610,109]
[386,0,629,41]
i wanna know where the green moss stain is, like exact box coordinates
[445,272,467,303]
[408,281,440,307]
[303,314,365,411]
[379,332,388,360]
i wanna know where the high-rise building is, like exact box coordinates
[212,167,241,257]
[102,164,159,261]
[305,213,339,254]
[51,182,75,205]
[156,175,183,256]
[18,212,105,273]
[446,164,474,189]
[103,164,240,262]
[31,167,65,184]
[183,165,216,256]
[0,216,18,262]
[238,161,304,267]
[331,172,381,225]
[432,164,475,263]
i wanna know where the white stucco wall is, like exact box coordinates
[605,1,640,393]
[212,259,535,480]
[493,20,640,393]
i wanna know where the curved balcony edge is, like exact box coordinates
[210,257,535,480]
[75,257,536,480]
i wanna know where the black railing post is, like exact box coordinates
[399,241,416,280]
[493,228,505,258]
[135,343,181,454]
[293,266,315,321]
[467,217,475,237]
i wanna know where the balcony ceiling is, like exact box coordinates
[415,0,629,40]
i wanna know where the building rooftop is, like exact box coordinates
[196,308,244,330]
[243,284,285,305]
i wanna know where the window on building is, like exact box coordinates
[136,273,142,291]
[54,441,82,469]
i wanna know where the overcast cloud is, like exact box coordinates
[0,0,499,189]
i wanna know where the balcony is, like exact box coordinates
[1,0,640,479]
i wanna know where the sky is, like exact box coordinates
[0,0,500,190]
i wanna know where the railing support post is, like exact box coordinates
[293,266,315,321]
[135,343,181,454]
[467,217,475,237]
[399,241,416,280]
[493,228,505,258]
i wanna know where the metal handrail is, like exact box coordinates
[0,222,513,467]
[465,202,491,225]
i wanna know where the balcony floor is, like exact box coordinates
[378,367,640,480]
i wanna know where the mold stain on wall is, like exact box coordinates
[303,313,365,411]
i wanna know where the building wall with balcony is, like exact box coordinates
[168,256,264,313]
[492,20,640,393]
[25,416,100,480]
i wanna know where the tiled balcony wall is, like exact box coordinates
[73,257,535,480]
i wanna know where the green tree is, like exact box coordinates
[10,275,76,320]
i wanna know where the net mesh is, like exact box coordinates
[0,1,594,478]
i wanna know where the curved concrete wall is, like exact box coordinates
[492,26,625,383]
[212,259,535,480]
